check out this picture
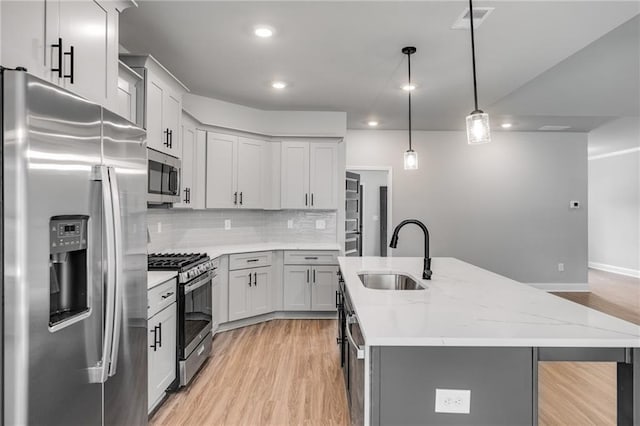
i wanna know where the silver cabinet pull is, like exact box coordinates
[346,315,364,359]
[304,256,318,260]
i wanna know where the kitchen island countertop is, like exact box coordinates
[338,256,640,347]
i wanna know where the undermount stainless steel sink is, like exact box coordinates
[357,273,426,290]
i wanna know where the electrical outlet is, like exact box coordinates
[558,263,565,272]
[315,219,326,230]
[224,219,231,230]
[157,222,162,233]
[435,389,471,414]
[287,219,294,229]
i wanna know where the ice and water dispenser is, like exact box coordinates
[49,215,90,328]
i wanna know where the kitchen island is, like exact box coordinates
[337,256,640,425]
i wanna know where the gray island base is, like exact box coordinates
[337,257,640,425]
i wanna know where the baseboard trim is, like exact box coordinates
[588,262,640,278]
[528,283,590,292]
[215,311,337,334]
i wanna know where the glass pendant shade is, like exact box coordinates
[404,149,418,170]
[466,111,491,145]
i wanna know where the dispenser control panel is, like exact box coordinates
[50,216,88,254]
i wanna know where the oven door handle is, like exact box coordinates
[184,272,212,294]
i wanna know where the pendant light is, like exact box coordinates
[402,46,418,170]
[465,0,491,145]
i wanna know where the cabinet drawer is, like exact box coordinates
[229,251,272,270]
[284,250,338,265]
[148,279,177,318]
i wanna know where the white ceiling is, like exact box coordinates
[120,1,640,132]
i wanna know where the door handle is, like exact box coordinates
[234,192,238,205]
[158,322,162,348]
[150,327,158,352]
[51,38,63,78]
[239,192,243,205]
[169,130,173,149]
[346,315,364,359]
[307,269,310,283]
[305,193,308,206]
[184,188,189,203]
[164,129,170,147]
[311,193,314,206]
[63,45,74,84]
[254,272,257,286]
[313,269,316,283]
[187,188,191,204]
[248,272,252,286]
[107,167,124,377]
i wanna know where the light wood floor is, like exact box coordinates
[151,269,639,426]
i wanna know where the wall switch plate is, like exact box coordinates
[569,200,580,209]
[558,263,565,272]
[157,222,162,233]
[315,219,326,230]
[224,219,231,230]
[287,219,294,229]
[435,389,471,414]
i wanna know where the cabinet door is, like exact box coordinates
[146,75,165,152]
[251,267,272,316]
[148,304,177,411]
[228,270,252,321]
[206,132,238,208]
[192,130,207,210]
[0,1,49,82]
[311,266,339,311]
[281,141,310,209]
[163,91,181,156]
[237,137,264,209]
[283,265,311,311]
[174,126,195,208]
[309,143,338,209]
[59,0,109,106]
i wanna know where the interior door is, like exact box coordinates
[281,141,310,209]
[206,132,238,208]
[283,265,311,311]
[237,137,264,208]
[311,266,338,311]
[309,143,337,209]
[345,171,362,256]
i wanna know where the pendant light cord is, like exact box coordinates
[469,0,479,112]
[407,51,412,151]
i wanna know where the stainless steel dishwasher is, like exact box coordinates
[344,287,365,425]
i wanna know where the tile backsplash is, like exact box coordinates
[147,209,337,252]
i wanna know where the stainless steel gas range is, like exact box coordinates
[148,253,216,387]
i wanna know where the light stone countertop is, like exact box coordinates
[338,256,640,348]
[161,242,341,259]
[147,271,178,290]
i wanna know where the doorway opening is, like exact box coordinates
[345,167,392,257]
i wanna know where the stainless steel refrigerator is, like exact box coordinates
[1,69,148,425]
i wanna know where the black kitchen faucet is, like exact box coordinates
[389,219,433,280]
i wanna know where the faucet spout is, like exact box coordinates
[389,219,432,280]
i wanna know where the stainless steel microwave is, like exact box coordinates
[148,148,181,204]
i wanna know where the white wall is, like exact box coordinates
[346,130,588,285]
[588,118,640,276]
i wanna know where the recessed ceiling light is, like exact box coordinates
[254,26,274,38]
[271,81,287,89]
[501,123,512,129]
[402,84,416,91]
[367,120,379,127]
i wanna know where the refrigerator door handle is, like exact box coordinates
[88,165,117,384]
[108,166,124,377]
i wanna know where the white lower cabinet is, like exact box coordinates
[148,279,177,413]
[283,264,338,311]
[228,266,272,321]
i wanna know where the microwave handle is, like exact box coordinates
[168,168,178,193]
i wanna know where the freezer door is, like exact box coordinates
[101,109,148,426]
[3,71,104,424]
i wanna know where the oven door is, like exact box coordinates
[180,272,213,358]
[148,148,181,204]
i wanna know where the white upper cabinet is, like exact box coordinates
[117,61,143,125]
[175,120,206,209]
[281,141,337,210]
[1,0,130,110]
[309,143,338,209]
[120,55,189,157]
[206,132,238,209]
[206,133,266,209]
[237,137,265,209]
